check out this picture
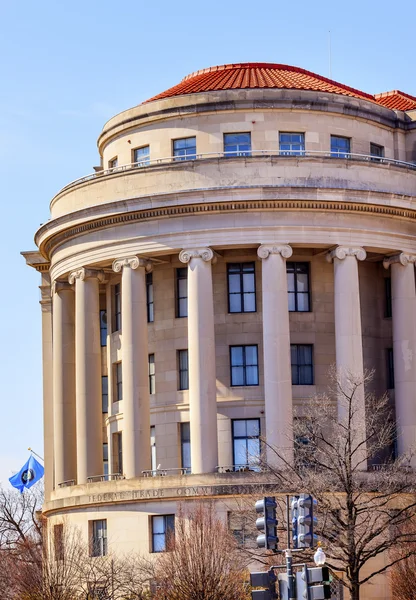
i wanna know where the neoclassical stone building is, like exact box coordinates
[23,62,416,597]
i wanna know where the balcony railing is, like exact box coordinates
[55,150,416,197]
[57,479,76,488]
[216,465,262,473]
[86,473,125,483]
[142,467,190,477]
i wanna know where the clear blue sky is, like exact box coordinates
[0,0,415,485]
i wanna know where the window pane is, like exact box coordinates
[245,366,258,385]
[179,350,188,370]
[229,273,241,293]
[229,294,242,313]
[153,534,165,553]
[291,364,299,385]
[182,442,191,469]
[246,419,260,437]
[242,272,255,293]
[230,346,244,366]
[297,293,309,312]
[178,278,187,297]
[296,273,309,292]
[153,516,165,534]
[287,272,295,292]
[299,345,312,365]
[233,420,247,437]
[234,438,248,465]
[299,366,313,385]
[243,292,256,312]
[231,367,244,386]
[179,298,188,317]
[288,292,296,311]
[245,346,258,366]
[247,438,261,462]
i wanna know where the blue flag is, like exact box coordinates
[9,455,44,493]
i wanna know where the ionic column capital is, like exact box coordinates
[326,246,366,263]
[51,280,73,296]
[257,244,293,259]
[383,253,416,269]
[112,256,152,273]
[179,247,214,264]
[68,268,105,285]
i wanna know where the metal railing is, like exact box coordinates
[54,150,416,198]
[216,465,262,473]
[141,467,190,477]
[86,473,125,483]
[57,479,76,488]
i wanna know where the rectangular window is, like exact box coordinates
[149,354,155,394]
[291,344,314,385]
[370,142,384,161]
[173,137,196,161]
[91,519,107,557]
[115,363,122,401]
[114,283,121,331]
[279,132,305,156]
[103,443,109,477]
[108,157,118,169]
[287,262,310,312]
[178,350,189,390]
[54,524,64,561]
[387,348,395,389]
[151,426,157,472]
[176,268,188,317]
[385,277,392,318]
[330,135,350,158]
[224,132,251,157]
[134,145,150,167]
[102,376,108,413]
[114,432,123,474]
[232,419,260,469]
[230,345,259,386]
[227,262,256,313]
[146,272,154,322]
[152,515,175,552]
[180,422,191,472]
[100,309,107,346]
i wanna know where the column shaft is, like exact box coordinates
[386,255,416,461]
[180,248,218,474]
[113,257,151,477]
[70,269,103,484]
[52,283,76,485]
[258,245,294,468]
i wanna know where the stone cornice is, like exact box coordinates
[257,244,293,259]
[327,246,367,262]
[179,248,214,264]
[383,253,416,269]
[68,267,105,284]
[38,198,416,260]
[112,256,152,272]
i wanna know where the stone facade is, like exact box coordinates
[23,63,416,600]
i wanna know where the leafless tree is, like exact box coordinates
[390,520,416,600]
[259,368,416,600]
[153,502,250,600]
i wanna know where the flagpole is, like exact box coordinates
[28,447,44,462]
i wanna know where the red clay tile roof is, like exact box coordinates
[375,90,416,111]
[143,63,415,112]
[144,63,375,104]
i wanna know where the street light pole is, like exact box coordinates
[285,549,296,600]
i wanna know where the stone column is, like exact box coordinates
[257,244,294,468]
[383,253,416,463]
[179,248,218,474]
[327,246,367,467]
[112,257,151,478]
[68,268,104,484]
[52,281,76,486]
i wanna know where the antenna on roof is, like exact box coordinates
[328,30,332,79]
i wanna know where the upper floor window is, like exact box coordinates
[90,519,107,557]
[330,135,350,158]
[279,132,305,156]
[385,277,392,318]
[101,376,108,413]
[114,432,123,474]
[370,143,384,162]
[291,344,314,385]
[100,310,107,346]
[103,443,108,477]
[232,418,260,470]
[178,350,189,391]
[180,422,191,472]
[287,262,310,312]
[114,283,121,331]
[146,272,154,322]
[176,268,188,318]
[108,157,118,169]
[152,515,175,552]
[134,145,150,167]
[149,354,155,394]
[230,345,259,386]
[150,426,157,472]
[227,262,256,313]
[224,132,251,157]
[115,362,122,401]
[387,348,395,389]
[173,137,196,161]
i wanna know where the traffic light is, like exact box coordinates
[296,565,331,599]
[250,569,277,599]
[291,494,318,548]
[255,496,278,550]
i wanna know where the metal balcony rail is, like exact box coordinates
[142,467,191,477]
[216,465,262,473]
[86,473,125,483]
[58,479,76,488]
[55,150,416,197]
